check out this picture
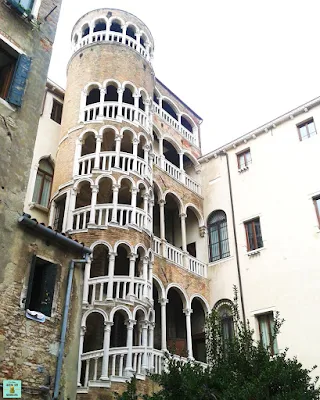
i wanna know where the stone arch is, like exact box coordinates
[93,17,107,32]
[117,174,136,189]
[73,177,94,190]
[161,96,180,120]
[184,203,204,226]
[152,275,165,300]
[165,283,188,309]
[110,305,132,322]
[95,173,116,186]
[190,294,210,314]
[163,191,183,214]
[83,81,102,93]
[162,135,182,154]
[113,240,134,254]
[81,308,108,326]
[79,128,99,141]
[90,240,113,254]
[109,16,125,32]
[180,112,196,133]
[132,305,147,320]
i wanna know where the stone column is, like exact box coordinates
[180,212,189,269]
[158,137,165,169]
[106,252,116,300]
[66,188,77,231]
[100,321,114,380]
[125,319,136,376]
[121,24,127,43]
[130,188,138,225]
[98,88,105,119]
[82,256,92,304]
[132,138,139,171]
[111,184,120,223]
[89,185,98,225]
[114,135,122,168]
[133,93,140,122]
[160,298,168,351]
[143,144,150,164]
[148,260,153,299]
[93,136,102,170]
[77,325,86,386]
[62,190,70,232]
[141,320,149,372]
[179,152,186,184]
[79,89,87,123]
[183,308,194,359]
[177,112,182,125]
[73,138,83,176]
[117,87,124,118]
[148,322,155,371]
[142,256,149,299]
[128,253,137,300]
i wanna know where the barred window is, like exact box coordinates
[208,210,230,262]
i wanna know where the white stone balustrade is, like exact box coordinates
[71,204,151,232]
[77,151,152,181]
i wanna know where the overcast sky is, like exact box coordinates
[48,0,320,153]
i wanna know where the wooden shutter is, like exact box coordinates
[7,54,31,107]
[25,255,37,310]
[40,263,57,317]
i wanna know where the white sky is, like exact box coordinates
[49,0,320,153]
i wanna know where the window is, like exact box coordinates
[220,307,234,341]
[53,195,66,232]
[257,312,278,355]
[237,148,252,169]
[244,217,263,251]
[313,196,320,227]
[51,99,63,124]
[208,210,230,262]
[0,39,31,106]
[26,256,57,317]
[32,159,53,208]
[297,118,317,141]
[6,0,34,15]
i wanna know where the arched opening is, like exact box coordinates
[167,288,186,356]
[126,25,136,40]
[191,298,206,362]
[153,281,162,350]
[101,128,116,152]
[75,181,91,209]
[137,135,146,159]
[136,182,146,211]
[164,193,181,247]
[111,310,127,347]
[153,92,159,105]
[114,244,130,276]
[82,24,90,38]
[215,300,235,343]
[183,154,198,180]
[110,19,122,33]
[81,132,96,156]
[123,86,134,105]
[185,207,200,258]
[97,177,113,204]
[91,245,109,278]
[118,178,132,206]
[162,99,178,120]
[135,247,145,278]
[152,185,160,238]
[208,210,230,262]
[139,92,146,111]
[93,19,106,32]
[133,309,146,346]
[120,130,133,154]
[104,83,118,102]
[163,139,179,168]
[86,87,100,105]
[181,115,193,133]
[73,34,78,44]
[83,312,104,352]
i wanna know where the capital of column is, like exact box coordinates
[148,322,155,329]
[109,252,117,260]
[133,93,141,99]
[91,184,99,193]
[130,187,138,194]
[96,136,103,143]
[159,298,169,306]
[199,225,207,237]
[115,134,122,141]
[143,144,151,152]
[143,99,151,106]
[112,184,120,191]
[183,308,193,316]
[117,87,124,94]
[104,321,114,331]
[158,199,166,206]
[128,253,138,261]
[180,212,187,220]
[132,138,140,145]
[139,320,149,329]
[80,325,86,335]
[100,88,106,94]
[125,319,137,329]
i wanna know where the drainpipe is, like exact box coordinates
[222,152,246,324]
[52,256,90,400]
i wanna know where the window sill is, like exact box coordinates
[0,97,16,117]
[247,247,265,256]
[209,255,234,266]
[29,202,49,213]
[238,166,249,173]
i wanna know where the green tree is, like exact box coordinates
[119,288,319,400]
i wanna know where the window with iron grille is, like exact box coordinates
[25,255,57,317]
[313,196,320,227]
[208,210,230,262]
[257,312,278,355]
[297,118,317,141]
[51,99,63,124]
[237,148,252,169]
[244,217,263,251]
[32,159,53,208]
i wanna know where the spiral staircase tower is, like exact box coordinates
[51,8,210,397]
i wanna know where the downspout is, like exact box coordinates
[223,152,246,324]
[52,257,89,400]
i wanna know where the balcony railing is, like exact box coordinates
[154,155,201,195]
[75,31,150,61]
[153,237,207,278]
[153,102,198,146]
[72,204,152,232]
[77,151,152,181]
[87,275,150,304]
[82,101,149,131]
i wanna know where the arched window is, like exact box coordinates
[208,210,230,262]
[214,300,234,341]
[93,19,106,32]
[82,24,90,38]
[32,159,53,207]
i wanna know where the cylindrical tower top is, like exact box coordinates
[71,8,154,63]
